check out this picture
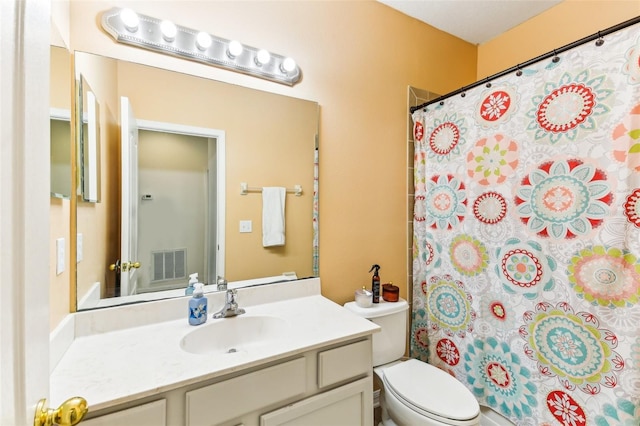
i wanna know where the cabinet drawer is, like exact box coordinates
[260,377,371,426]
[82,399,166,426]
[186,357,307,426]
[317,340,371,389]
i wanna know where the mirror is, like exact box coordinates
[78,75,101,202]
[74,51,319,310]
[50,46,72,199]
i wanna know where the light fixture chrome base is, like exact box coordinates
[100,7,301,86]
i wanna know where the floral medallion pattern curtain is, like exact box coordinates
[411,23,640,426]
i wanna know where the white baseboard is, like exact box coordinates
[50,314,75,374]
[77,281,101,310]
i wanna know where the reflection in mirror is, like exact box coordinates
[50,46,72,199]
[50,111,71,198]
[134,125,224,296]
[79,76,101,202]
[74,51,319,311]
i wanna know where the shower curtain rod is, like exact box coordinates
[410,15,640,114]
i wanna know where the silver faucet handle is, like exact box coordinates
[226,289,237,304]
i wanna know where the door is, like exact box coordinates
[1,0,52,424]
[120,96,140,296]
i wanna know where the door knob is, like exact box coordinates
[109,261,140,272]
[34,397,88,426]
[108,259,121,272]
[121,261,141,272]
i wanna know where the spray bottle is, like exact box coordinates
[369,264,381,303]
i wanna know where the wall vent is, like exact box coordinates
[152,248,186,282]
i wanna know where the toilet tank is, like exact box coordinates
[344,298,409,367]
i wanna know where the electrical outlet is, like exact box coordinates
[56,238,65,275]
[239,220,252,233]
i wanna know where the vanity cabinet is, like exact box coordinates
[82,400,167,426]
[259,377,371,426]
[81,338,373,426]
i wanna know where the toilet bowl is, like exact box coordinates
[375,360,480,426]
[344,298,480,426]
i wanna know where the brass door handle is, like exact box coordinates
[121,261,141,272]
[34,397,88,426]
[109,261,140,272]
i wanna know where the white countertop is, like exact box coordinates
[50,291,379,412]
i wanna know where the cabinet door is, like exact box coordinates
[82,400,166,426]
[260,377,372,426]
[186,358,307,426]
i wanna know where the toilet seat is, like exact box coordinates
[382,359,480,424]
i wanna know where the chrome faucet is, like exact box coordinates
[212,289,245,319]
[216,275,228,291]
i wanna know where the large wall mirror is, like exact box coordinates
[50,46,72,199]
[74,51,319,310]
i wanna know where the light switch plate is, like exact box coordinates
[56,237,65,275]
[239,220,252,233]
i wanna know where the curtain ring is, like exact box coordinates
[552,49,560,63]
[485,77,491,88]
[515,64,523,77]
[595,31,605,46]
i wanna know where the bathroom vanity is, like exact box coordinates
[50,278,379,426]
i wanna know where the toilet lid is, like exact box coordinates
[383,359,479,422]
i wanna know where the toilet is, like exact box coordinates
[344,298,480,426]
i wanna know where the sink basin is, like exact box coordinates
[180,315,290,355]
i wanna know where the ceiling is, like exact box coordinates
[377,0,563,45]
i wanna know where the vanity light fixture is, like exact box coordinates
[119,8,139,32]
[255,49,271,67]
[227,40,244,59]
[281,57,297,73]
[195,31,212,51]
[160,20,177,42]
[100,7,302,86]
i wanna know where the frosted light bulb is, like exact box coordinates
[227,40,244,58]
[281,57,296,73]
[119,8,139,32]
[196,32,212,50]
[160,20,177,42]
[255,49,271,66]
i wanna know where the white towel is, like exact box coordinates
[262,187,286,247]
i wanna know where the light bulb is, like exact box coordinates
[196,32,212,50]
[227,40,243,58]
[255,49,271,66]
[160,20,177,42]
[281,57,296,73]
[119,8,139,32]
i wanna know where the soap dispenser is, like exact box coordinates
[185,272,198,295]
[188,283,207,326]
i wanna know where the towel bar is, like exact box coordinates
[240,182,302,196]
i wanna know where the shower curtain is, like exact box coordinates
[411,22,640,425]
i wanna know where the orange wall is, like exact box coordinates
[477,0,640,78]
[67,0,477,310]
[50,0,639,327]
